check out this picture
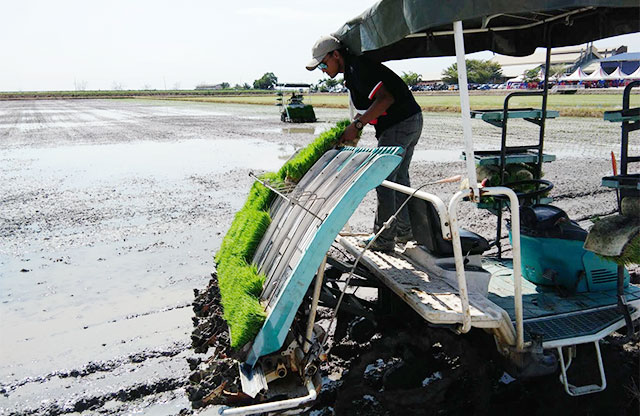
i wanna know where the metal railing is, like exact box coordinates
[382,181,525,350]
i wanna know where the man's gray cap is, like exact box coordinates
[306,35,341,71]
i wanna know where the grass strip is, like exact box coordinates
[168,92,639,118]
[215,119,350,349]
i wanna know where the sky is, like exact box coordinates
[3,0,639,92]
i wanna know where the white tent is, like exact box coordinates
[606,67,626,80]
[625,66,640,79]
[584,66,608,81]
[560,67,587,81]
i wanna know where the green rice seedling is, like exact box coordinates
[217,257,265,302]
[278,119,350,182]
[597,233,640,266]
[214,119,350,350]
[227,293,268,349]
[214,179,274,265]
[586,202,640,267]
[477,162,545,210]
[244,180,274,211]
[216,209,271,264]
[216,257,267,348]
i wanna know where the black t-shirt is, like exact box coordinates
[343,54,421,137]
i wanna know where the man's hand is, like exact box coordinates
[337,122,360,147]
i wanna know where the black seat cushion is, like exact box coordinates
[520,205,568,230]
[519,204,587,241]
[409,199,489,256]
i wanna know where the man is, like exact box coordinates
[306,35,423,251]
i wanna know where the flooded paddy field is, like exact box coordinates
[0,99,638,415]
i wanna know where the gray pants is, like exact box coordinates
[374,112,423,244]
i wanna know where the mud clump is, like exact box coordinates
[191,272,230,355]
[188,272,248,409]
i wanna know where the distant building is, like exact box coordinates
[490,44,632,81]
[195,84,224,90]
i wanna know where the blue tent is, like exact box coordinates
[600,52,640,75]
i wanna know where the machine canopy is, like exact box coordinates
[333,0,639,61]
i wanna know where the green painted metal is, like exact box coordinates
[246,148,402,366]
[601,174,640,190]
[464,151,556,166]
[484,257,640,321]
[471,109,559,124]
[515,233,629,292]
[604,108,640,123]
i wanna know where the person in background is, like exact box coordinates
[306,35,423,252]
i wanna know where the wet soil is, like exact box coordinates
[0,99,638,415]
[315,311,640,416]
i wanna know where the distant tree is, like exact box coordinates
[549,64,568,80]
[441,59,503,84]
[523,68,541,82]
[253,72,278,90]
[401,71,422,87]
[243,82,251,89]
[221,82,230,89]
[112,81,124,91]
[173,82,181,90]
[316,76,343,92]
[142,84,152,90]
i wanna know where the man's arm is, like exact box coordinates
[339,84,395,145]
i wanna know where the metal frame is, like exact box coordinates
[405,7,595,38]
[492,89,552,256]
[304,256,326,353]
[380,180,452,239]
[247,150,402,365]
[538,303,640,349]
[453,21,479,203]
[219,378,317,415]
[382,181,526,349]
[619,81,640,178]
[557,342,606,396]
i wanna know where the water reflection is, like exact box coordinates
[4,139,296,189]
[250,127,317,135]
[281,127,316,135]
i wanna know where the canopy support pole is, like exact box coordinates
[536,25,552,190]
[453,20,479,201]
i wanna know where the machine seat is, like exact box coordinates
[409,199,489,256]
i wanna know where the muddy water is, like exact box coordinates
[0,99,636,415]
[0,100,305,415]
